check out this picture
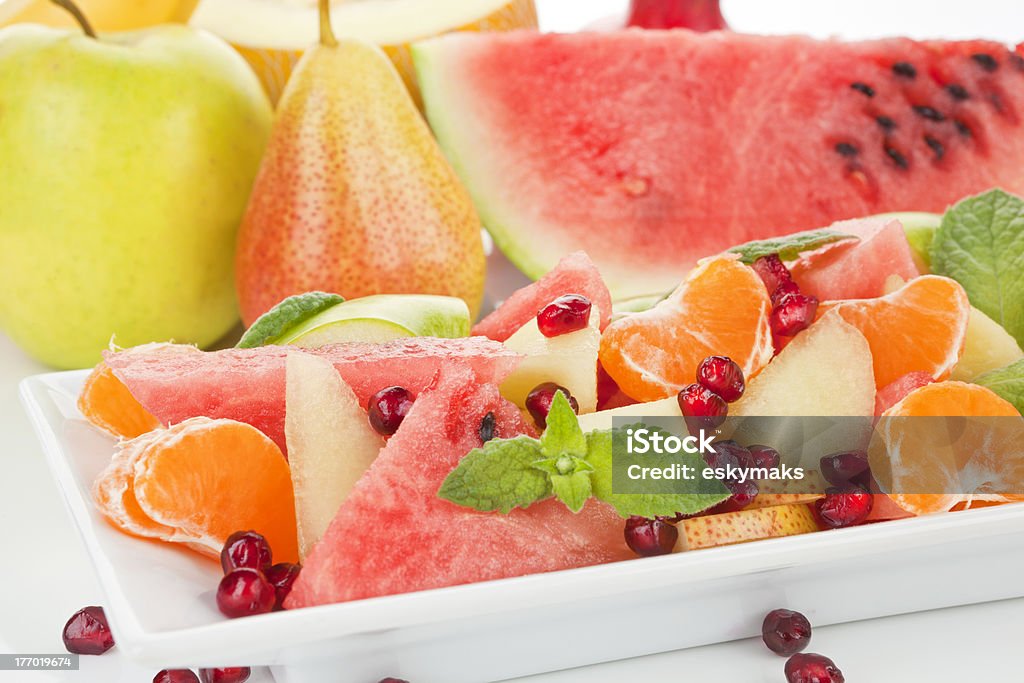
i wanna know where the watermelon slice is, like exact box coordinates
[789,218,920,301]
[874,371,934,416]
[103,338,520,454]
[286,363,630,607]
[473,251,613,341]
[414,31,1024,298]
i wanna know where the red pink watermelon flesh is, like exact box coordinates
[414,32,1024,299]
[473,251,613,341]
[103,338,520,454]
[874,371,935,415]
[790,218,920,301]
[286,363,630,607]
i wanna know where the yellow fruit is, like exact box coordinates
[951,307,1024,381]
[675,504,819,551]
[0,0,198,30]
[190,0,538,105]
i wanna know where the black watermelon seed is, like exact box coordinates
[924,136,945,160]
[479,411,496,443]
[892,62,917,78]
[946,84,970,100]
[954,119,972,137]
[971,53,998,72]
[912,105,946,122]
[876,115,896,132]
[835,142,858,157]
[851,82,875,97]
[885,145,909,169]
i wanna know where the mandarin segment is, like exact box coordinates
[599,256,773,402]
[78,361,160,439]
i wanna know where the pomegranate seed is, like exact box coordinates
[62,606,115,655]
[220,530,272,574]
[714,479,759,512]
[695,355,745,402]
[677,383,728,431]
[785,653,845,683]
[216,568,276,618]
[367,386,414,436]
[624,516,678,556]
[154,671,200,683]
[525,382,579,429]
[537,294,592,337]
[816,486,873,528]
[772,280,802,306]
[820,450,870,487]
[265,562,301,610]
[198,667,251,683]
[748,444,782,471]
[771,293,819,337]
[762,608,812,656]
[752,254,793,293]
[713,440,753,468]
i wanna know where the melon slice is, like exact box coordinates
[286,364,630,607]
[104,337,520,454]
[413,31,1024,298]
[285,352,384,560]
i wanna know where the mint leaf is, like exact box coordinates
[975,358,1024,414]
[237,292,344,348]
[931,189,1024,346]
[550,471,593,513]
[586,428,730,519]
[539,390,586,458]
[728,229,857,264]
[437,436,551,513]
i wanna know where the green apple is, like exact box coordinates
[275,294,470,347]
[0,8,271,368]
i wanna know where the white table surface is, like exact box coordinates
[4,1,1024,680]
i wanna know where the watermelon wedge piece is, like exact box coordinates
[789,218,920,301]
[103,338,521,454]
[473,251,613,341]
[414,31,1024,299]
[286,363,630,607]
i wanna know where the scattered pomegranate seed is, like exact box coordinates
[62,606,115,655]
[536,294,592,337]
[216,568,276,618]
[696,355,745,402]
[220,530,272,574]
[771,293,819,337]
[154,670,200,683]
[748,445,782,471]
[525,382,579,429]
[752,254,794,293]
[785,652,845,683]
[762,608,812,656]
[265,562,301,610]
[198,667,251,683]
[771,280,802,306]
[816,486,873,528]
[820,450,870,487]
[714,479,759,512]
[677,383,728,431]
[712,440,752,468]
[367,386,415,436]
[624,516,678,556]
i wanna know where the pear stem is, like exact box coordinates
[318,0,338,47]
[48,0,97,38]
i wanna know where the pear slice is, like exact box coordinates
[575,397,679,433]
[675,503,819,551]
[951,306,1023,381]
[285,351,384,560]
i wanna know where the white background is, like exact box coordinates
[3,1,1024,681]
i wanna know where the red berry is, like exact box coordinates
[525,382,579,429]
[62,606,115,655]
[713,440,753,468]
[199,667,251,683]
[677,383,728,431]
[696,355,745,402]
[820,450,870,487]
[714,478,759,512]
[771,293,819,337]
[748,444,782,470]
[216,568,276,619]
[785,653,845,683]
[816,486,873,528]
[762,608,812,656]
[624,516,678,557]
[537,294,592,337]
[154,670,200,683]
[772,280,802,306]
[367,386,415,436]
[220,530,272,574]
[752,254,793,293]
[265,562,301,610]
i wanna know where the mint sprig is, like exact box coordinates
[728,228,857,264]
[237,291,345,348]
[436,436,551,514]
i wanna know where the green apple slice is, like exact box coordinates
[275,294,470,348]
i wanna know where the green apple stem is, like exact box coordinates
[48,0,97,38]
[318,0,338,47]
